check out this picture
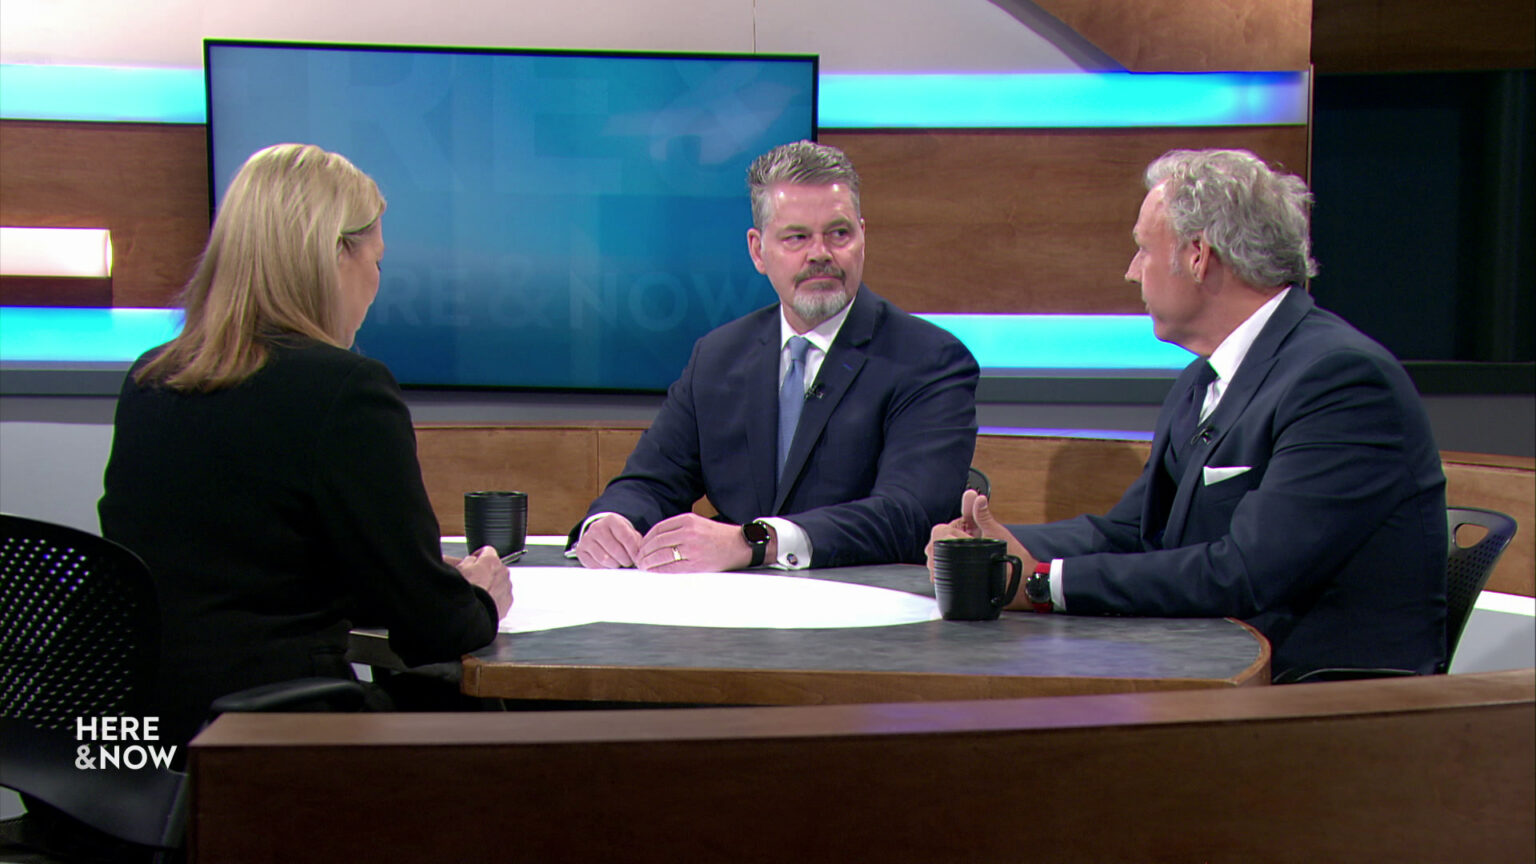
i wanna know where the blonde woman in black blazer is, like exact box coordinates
[99,143,511,751]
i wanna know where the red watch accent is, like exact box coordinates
[1026,561,1054,613]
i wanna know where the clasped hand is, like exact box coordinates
[574,513,751,573]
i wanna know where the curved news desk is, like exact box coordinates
[351,542,1270,702]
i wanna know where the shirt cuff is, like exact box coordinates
[759,516,812,570]
[1049,558,1067,612]
[565,512,621,558]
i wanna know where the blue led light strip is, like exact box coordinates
[0,308,183,363]
[916,313,1194,370]
[0,64,207,123]
[0,64,1306,128]
[820,71,1308,128]
[0,307,1191,370]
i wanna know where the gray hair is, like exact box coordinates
[747,140,861,229]
[1146,149,1319,288]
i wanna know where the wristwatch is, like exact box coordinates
[1024,561,1054,613]
[741,519,772,568]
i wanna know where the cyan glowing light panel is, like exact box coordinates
[0,308,1189,370]
[0,64,205,123]
[0,228,113,277]
[1,63,1304,129]
[0,308,182,363]
[917,314,1196,369]
[820,71,1309,128]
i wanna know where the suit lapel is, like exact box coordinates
[1161,288,1314,543]
[771,288,875,514]
[745,315,782,517]
[1142,359,1201,546]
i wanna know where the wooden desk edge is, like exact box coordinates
[194,668,1534,750]
[459,616,1269,703]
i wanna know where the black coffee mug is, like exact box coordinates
[464,491,527,560]
[931,537,1023,621]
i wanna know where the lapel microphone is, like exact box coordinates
[1190,424,1216,446]
[806,383,826,400]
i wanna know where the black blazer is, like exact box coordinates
[100,337,498,747]
[1012,289,1447,679]
[581,287,980,567]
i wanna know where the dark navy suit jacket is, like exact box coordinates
[1011,289,1447,680]
[580,286,979,567]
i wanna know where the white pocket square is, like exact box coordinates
[1203,465,1252,486]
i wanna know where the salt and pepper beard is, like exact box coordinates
[789,264,855,326]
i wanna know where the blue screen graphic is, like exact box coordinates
[205,42,817,391]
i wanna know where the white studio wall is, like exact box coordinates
[0,0,1083,73]
[0,420,114,533]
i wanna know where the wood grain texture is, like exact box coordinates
[1443,451,1536,596]
[973,433,1150,524]
[821,127,1310,315]
[411,426,1534,596]
[413,424,601,536]
[1032,0,1311,71]
[190,669,1534,863]
[460,661,1257,706]
[0,120,208,307]
[1,119,1306,320]
[1313,0,1536,72]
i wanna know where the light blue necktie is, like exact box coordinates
[778,336,811,478]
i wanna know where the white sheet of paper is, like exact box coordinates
[498,566,941,633]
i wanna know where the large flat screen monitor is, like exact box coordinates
[204,40,818,392]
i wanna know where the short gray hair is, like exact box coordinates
[747,140,861,229]
[1146,149,1319,288]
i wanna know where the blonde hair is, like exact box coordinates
[137,143,385,391]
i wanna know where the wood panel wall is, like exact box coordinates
[1312,0,1536,72]
[413,424,1535,598]
[0,120,208,307]
[822,127,1310,315]
[189,669,1535,863]
[1,120,1307,317]
[1031,0,1312,71]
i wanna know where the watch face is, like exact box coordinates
[742,520,771,545]
[1025,573,1051,603]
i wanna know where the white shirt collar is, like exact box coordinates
[1206,287,1290,385]
[779,291,856,355]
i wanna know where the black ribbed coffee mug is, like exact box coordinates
[464,491,527,560]
[931,537,1022,621]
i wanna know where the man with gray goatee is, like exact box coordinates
[573,140,980,574]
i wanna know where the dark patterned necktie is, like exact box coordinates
[1164,360,1217,476]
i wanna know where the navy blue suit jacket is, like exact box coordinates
[1011,289,1447,680]
[581,286,979,567]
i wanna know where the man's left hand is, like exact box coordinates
[637,513,751,573]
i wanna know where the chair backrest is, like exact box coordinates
[966,467,991,499]
[1444,507,1519,668]
[1,513,160,729]
[0,513,184,854]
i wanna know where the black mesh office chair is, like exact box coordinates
[1443,506,1519,669]
[0,513,365,862]
[1274,506,1519,684]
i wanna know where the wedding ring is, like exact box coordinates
[671,546,683,563]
